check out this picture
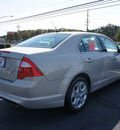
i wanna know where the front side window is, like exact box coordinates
[100,36,118,52]
[79,35,103,52]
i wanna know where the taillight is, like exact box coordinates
[18,57,43,79]
[0,50,10,53]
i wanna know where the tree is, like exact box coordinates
[20,31,30,40]
[35,29,42,35]
[116,29,120,42]
[14,32,22,41]
[90,24,120,41]
[6,32,15,42]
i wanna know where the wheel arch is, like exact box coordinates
[64,73,91,111]
[68,73,91,93]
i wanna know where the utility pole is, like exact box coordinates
[16,25,21,32]
[86,10,89,32]
[16,25,21,42]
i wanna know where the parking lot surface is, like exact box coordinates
[0,80,120,130]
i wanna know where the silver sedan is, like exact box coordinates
[0,32,120,112]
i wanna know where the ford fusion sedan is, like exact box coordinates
[0,32,120,112]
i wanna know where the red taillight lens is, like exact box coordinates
[0,50,10,53]
[18,57,43,79]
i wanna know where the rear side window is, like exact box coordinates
[17,33,71,48]
[78,42,86,52]
[79,36,103,52]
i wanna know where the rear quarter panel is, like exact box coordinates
[26,34,86,81]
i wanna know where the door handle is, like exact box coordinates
[85,58,92,63]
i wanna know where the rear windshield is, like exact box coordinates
[17,33,71,48]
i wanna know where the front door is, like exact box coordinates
[100,36,120,79]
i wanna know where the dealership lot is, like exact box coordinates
[0,80,120,130]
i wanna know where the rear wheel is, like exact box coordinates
[65,77,89,112]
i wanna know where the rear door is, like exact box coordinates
[78,35,111,89]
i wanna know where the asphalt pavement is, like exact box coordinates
[0,80,120,130]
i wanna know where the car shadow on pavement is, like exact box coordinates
[0,80,120,130]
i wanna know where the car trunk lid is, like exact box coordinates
[0,47,52,81]
[0,49,25,81]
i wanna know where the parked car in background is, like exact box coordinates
[14,42,19,46]
[14,41,22,46]
[0,32,120,112]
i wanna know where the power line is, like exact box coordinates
[27,2,120,22]
[10,0,119,18]
[15,0,113,16]
[13,0,74,15]
[0,0,117,22]
[48,3,120,18]
[0,0,120,26]
[0,0,105,24]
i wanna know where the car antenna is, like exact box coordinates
[51,21,59,32]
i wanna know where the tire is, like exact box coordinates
[65,77,89,112]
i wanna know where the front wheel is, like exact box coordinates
[65,77,89,112]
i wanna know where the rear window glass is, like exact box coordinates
[17,33,71,48]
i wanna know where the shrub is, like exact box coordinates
[0,44,11,49]
[0,44,5,49]
[6,44,11,48]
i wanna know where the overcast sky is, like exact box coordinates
[0,0,120,36]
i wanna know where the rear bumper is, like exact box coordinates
[0,76,70,109]
[0,91,64,109]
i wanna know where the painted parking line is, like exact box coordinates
[113,121,120,130]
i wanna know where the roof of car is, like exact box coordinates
[52,31,104,36]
